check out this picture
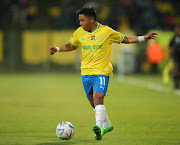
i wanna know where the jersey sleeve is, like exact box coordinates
[108,27,125,44]
[69,29,81,47]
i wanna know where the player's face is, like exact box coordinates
[79,14,94,32]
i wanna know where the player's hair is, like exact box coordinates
[76,6,96,21]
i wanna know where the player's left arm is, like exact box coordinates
[122,32,157,44]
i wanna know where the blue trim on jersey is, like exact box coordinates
[88,22,100,34]
[118,35,125,44]
[69,40,79,47]
[82,75,109,98]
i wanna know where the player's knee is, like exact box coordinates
[93,92,104,98]
[93,92,105,106]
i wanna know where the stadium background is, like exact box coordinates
[0,0,179,73]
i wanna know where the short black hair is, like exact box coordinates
[76,6,96,20]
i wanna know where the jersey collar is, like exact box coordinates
[88,22,100,34]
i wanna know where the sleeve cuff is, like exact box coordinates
[118,35,125,44]
[69,40,79,47]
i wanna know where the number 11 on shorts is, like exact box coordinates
[100,77,105,86]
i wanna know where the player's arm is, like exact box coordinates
[49,43,78,55]
[122,32,157,44]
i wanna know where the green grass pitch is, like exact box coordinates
[0,73,180,145]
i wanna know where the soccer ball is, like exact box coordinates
[56,121,75,140]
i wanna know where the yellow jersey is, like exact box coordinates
[69,22,125,77]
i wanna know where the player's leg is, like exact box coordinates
[88,97,95,108]
[93,75,108,130]
[93,75,111,128]
[88,93,111,126]
[93,93,113,139]
[82,75,103,140]
[93,75,113,139]
[93,92,104,107]
[93,92,113,137]
[93,92,106,129]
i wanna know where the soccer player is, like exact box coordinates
[49,6,157,140]
[169,25,180,91]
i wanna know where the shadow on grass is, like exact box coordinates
[37,139,97,145]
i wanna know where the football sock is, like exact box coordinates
[95,105,106,130]
[103,113,111,127]
[93,107,111,127]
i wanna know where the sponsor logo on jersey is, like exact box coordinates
[91,35,95,40]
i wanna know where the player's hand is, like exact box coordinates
[144,32,157,40]
[49,46,57,55]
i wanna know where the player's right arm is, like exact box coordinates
[122,32,157,43]
[49,43,78,55]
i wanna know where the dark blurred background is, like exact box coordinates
[0,0,179,73]
[2,0,179,31]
